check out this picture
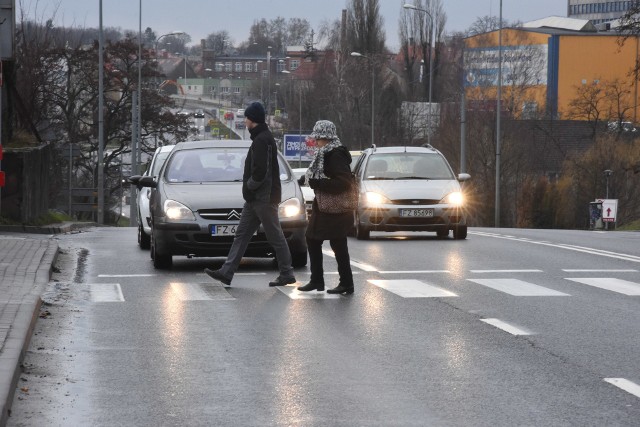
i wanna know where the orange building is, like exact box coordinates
[464,20,640,123]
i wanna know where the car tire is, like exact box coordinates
[355,213,370,240]
[436,229,449,238]
[291,250,308,267]
[151,233,172,269]
[138,223,151,249]
[453,225,468,240]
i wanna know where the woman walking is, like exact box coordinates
[298,120,355,295]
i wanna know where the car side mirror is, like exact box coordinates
[457,173,471,182]
[131,175,158,188]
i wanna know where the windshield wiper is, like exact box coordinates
[394,176,429,180]
[366,176,394,180]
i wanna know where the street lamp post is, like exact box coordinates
[604,169,613,199]
[257,60,264,102]
[403,3,436,146]
[267,46,272,115]
[351,52,374,149]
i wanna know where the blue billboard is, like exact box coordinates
[283,134,316,161]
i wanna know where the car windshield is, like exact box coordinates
[363,153,454,180]
[164,147,291,183]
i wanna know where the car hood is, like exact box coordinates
[361,179,460,200]
[161,181,298,210]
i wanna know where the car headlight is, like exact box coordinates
[440,191,464,207]
[279,198,302,218]
[364,191,391,207]
[163,199,196,220]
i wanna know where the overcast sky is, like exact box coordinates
[28,0,567,50]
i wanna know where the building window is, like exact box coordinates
[225,62,232,72]
[245,62,253,72]
[277,62,285,72]
[262,70,268,78]
[233,87,241,94]
[235,62,243,72]
[290,59,300,71]
[221,87,229,94]
[215,62,224,72]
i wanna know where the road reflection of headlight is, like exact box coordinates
[364,191,390,206]
[279,198,301,218]
[164,199,196,220]
[441,191,463,206]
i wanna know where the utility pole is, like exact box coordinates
[97,0,105,224]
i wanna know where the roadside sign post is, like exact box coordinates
[595,199,618,230]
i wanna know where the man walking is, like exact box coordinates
[205,102,296,287]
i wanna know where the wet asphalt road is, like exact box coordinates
[7,227,640,426]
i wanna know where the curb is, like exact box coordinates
[0,222,96,235]
[0,240,59,427]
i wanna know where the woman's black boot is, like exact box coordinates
[297,281,325,292]
[326,283,354,294]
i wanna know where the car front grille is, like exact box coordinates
[198,208,244,221]
[387,217,446,225]
[390,199,440,205]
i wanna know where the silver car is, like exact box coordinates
[133,140,308,269]
[135,144,175,249]
[352,145,470,240]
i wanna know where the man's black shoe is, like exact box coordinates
[268,275,297,287]
[204,268,231,286]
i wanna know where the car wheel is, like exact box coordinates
[355,213,370,240]
[152,233,172,269]
[356,223,370,240]
[138,223,151,249]
[436,229,449,238]
[291,250,308,267]
[453,225,468,240]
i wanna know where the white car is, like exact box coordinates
[134,145,175,249]
[291,167,314,215]
[352,145,470,240]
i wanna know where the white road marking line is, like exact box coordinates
[469,231,640,263]
[98,274,157,277]
[378,270,450,274]
[322,249,378,271]
[298,271,360,275]
[170,282,234,301]
[481,318,532,335]
[604,378,640,399]
[368,279,458,298]
[563,269,638,272]
[199,272,267,276]
[277,286,341,299]
[89,283,124,302]
[565,278,640,296]
[467,279,570,296]
[469,269,543,273]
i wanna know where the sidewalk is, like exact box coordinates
[0,222,90,426]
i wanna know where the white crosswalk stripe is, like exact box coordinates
[277,285,341,299]
[368,279,458,298]
[565,278,640,296]
[171,283,235,301]
[467,278,570,296]
[89,283,125,302]
[481,318,533,335]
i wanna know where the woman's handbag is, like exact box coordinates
[316,177,358,214]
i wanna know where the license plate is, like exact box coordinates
[210,224,238,236]
[400,209,434,217]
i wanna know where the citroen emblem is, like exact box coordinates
[227,209,241,220]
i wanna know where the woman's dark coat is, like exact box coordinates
[305,146,354,240]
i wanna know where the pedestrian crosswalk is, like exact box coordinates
[88,271,640,302]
